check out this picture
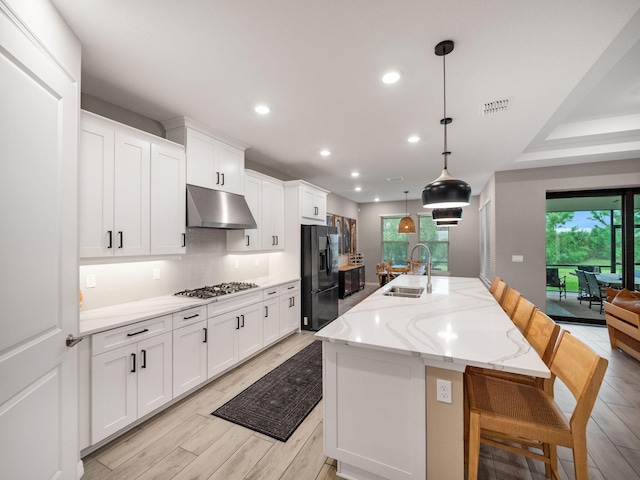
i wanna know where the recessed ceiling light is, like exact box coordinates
[408,135,420,143]
[382,70,402,84]
[255,104,270,114]
[355,186,362,192]
[351,172,359,177]
[320,149,331,157]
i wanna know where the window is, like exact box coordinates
[418,215,449,271]
[480,201,492,282]
[381,216,408,264]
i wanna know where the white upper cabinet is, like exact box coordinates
[150,143,186,254]
[227,170,284,252]
[284,180,329,226]
[79,111,185,258]
[163,117,247,196]
[301,183,327,221]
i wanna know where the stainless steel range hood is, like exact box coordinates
[186,184,257,229]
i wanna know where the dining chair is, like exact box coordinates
[546,267,567,300]
[465,330,608,480]
[489,276,501,294]
[375,263,389,287]
[575,269,590,304]
[501,288,522,319]
[492,280,508,305]
[585,271,604,314]
[511,297,537,335]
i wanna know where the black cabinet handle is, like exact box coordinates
[118,231,123,248]
[275,236,278,245]
[184,314,199,320]
[131,353,136,373]
[216,172,220,185]
[287,286,295,290]
[241,314,245,328]
[236,316,240,330]
[127,328,149,337]
[182,233,186,247]
[265,306,269,317]
[141,349,146,369]
[203,327,208,343]
[291,297,295,307]
[246,235,250,247]
[221,173,225,186]
[107,230,113,249]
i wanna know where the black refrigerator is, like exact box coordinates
[301,224,339,331]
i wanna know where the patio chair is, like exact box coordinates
[577,265,600,273]
[585,272,604,314]
[546,267,566,301]
[575,269,590,304]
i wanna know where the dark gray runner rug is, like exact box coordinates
[212,340,322,442]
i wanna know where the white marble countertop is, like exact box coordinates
[79,276,299,336]
[315,275,550,377]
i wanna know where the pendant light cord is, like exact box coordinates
[442,53,449,171]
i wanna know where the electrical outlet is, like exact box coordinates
[436,379,452,404]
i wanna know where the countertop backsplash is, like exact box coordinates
[79,227,274,310]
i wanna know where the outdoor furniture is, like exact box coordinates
[546,267,566,300]
[585,272,605,314]
[575,269,590,304]
[465,331,608,480]
[577,265,600,273]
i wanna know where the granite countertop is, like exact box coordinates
[79,276,299,336]
[315,275,550,378]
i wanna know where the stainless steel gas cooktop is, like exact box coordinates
[174,282,259,299]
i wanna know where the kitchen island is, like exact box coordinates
[315,275,549,480]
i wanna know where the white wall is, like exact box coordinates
[485,158,640,311]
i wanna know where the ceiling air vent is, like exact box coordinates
[387,176,404,182]
[481,98,510,116]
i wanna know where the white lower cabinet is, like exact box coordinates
[91,328,172,444]
[263,287,281,346]
[172,319,208,398]
[280,282,301,336]
[208,301,263,378]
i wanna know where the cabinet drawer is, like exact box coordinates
[279,281,300,295]
[263,286,279,300]
[172,305,207,329]
[207,290,263,318]
[91,315,172,356]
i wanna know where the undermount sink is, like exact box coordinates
[383,286,425,298]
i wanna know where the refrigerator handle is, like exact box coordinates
[326,236,331,276]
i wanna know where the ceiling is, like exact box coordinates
[51,0,640,203]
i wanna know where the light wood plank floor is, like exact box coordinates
[81,320,640,479]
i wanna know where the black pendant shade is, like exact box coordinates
[432,207,463,222]
[422,40,471,209]
[436,220,458,227]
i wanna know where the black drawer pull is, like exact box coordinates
[141,349,146,368]
[131,353,136,373]
[265,306,269,317]
[118,231,123,248]
[107,230,113,249]
[127,328,149,337]
[203,327,208,343]
[241,314,245,328]
[236,316,240,330]
[183,314,200,320]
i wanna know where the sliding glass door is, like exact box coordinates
[546,188,639,324]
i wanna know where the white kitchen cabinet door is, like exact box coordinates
[280,285,301,336]
[114,132,151,256]
[237,302,264,361]
[172,320,208,397]
[301,184,327,222]
[79,121,115,258]
[91,344,138,444]
[137,332,173,418]
[185,128,244,195]
[263,289,281,346]
[261,179,285,250]
[227,173,261,251]
[150,143,186,254]
[207,312,239,378]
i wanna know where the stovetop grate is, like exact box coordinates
[174,282,259,299]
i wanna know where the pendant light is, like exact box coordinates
[436,220,458,227]
[422,40,471,209]
[398,191,416,233]
[432,207,463,222]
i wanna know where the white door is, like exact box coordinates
[0,2,81,478]
[137,332,173,418]
[172,321,208,397]
[237,303,264,360]
[207,313,239,378]
[263,296,281,346]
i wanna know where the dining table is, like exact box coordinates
[595,273,640,290]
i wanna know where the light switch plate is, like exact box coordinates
[512,255,524,263]
[86,274,96,288]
